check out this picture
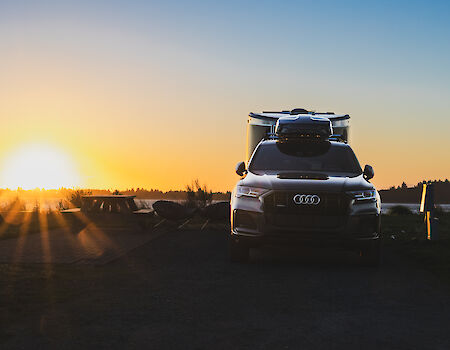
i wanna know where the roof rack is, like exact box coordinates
[260,108,339,116]
[262,111,291,114]
[265,133,348,143]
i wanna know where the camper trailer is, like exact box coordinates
[246,108,350,162]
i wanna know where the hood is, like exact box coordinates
[238,171,374,192]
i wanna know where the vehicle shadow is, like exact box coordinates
[247,244,369,268]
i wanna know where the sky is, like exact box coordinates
[0,0,449,191]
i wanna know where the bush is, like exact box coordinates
[57,199,69,210]
[67,189,92,208]
[434,205,446,218]
[388,205,413,216]
[185,179,213,209]
[32,201,40,213]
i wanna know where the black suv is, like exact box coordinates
[230,114,381,265]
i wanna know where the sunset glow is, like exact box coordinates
[0,1,449,191]
[1,144,80,190]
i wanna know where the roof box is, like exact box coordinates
[275,115,333,140]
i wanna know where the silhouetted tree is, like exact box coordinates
[67,189,92,207]
[186,179,213,208]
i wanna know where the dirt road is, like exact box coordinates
[2,228,450,349]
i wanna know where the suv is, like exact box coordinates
[230,112,381,265]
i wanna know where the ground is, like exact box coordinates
[1,227,450,349]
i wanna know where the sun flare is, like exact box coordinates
[1,143,81,190]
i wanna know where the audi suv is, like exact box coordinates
[230,115,381,265]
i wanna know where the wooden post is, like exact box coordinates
[420,183,438,240]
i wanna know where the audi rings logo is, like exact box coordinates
[293,194,321,205]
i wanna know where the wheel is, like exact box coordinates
[360,240,381,267]
[229,237,249,263]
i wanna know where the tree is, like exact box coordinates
[186,179,213,208]
[67,189,92,207]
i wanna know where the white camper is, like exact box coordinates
[246,108,350,161]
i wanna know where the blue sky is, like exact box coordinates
[1,0,449,190]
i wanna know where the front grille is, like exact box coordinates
[269,214,344,229]
[264,191,349,230]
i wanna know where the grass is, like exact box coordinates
[0,208,449,343]
[382,211,450,241]
[387,204,413,216]
[0,210,86,241]
[1,212,58,240]
[1,198,449,281]
[382,212,450,283]
[0,263,121,342]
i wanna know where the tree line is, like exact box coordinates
[380,179,450,204]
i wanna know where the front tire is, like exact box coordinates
[229,237,249,263]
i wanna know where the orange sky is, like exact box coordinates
[1,1,449,192]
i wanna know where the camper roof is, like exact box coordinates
[249,108,350,122]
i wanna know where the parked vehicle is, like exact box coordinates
[231,109,381,265]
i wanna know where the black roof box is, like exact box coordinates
[275,115,333,140]
[290,108,309,115]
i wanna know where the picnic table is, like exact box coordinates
[61,195,153,215]
[61,195,154,229]
[81,195,138,213]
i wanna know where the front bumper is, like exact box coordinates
[230,195,381,248]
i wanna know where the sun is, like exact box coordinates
[1,143,81,190]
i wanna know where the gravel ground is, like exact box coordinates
[2,228,450,349]
[0,224,164,264]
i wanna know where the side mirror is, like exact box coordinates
[236,161,247,176]
[363,164,374,180]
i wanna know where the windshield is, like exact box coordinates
[249,141,362,174]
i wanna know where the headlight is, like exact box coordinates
[347,189,376,202]
[236,186,269,198]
